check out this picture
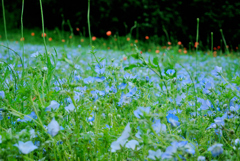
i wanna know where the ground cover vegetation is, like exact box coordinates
[0,0,240,160]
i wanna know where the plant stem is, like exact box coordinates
[87,0,92,46]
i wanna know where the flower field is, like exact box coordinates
[0,38,240,160]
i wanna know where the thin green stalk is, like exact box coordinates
[195,18,199,69]
[1,0,9,56]
[87,0,92,46]
[163,25,170,42]
[220,29,229,55]
[211,32,213,54]
[130,21,137,40]
[39,0,49,64]
[21,0,25,78]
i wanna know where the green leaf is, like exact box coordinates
[124,63,142,70]
[130,53,139,59]
[153,57,159,66]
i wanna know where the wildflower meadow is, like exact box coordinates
[1,0,240,161]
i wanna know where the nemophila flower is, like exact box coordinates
[14,141,38,154]
[118,92,132,106]
[166,114,180,127]
[198,98,211,110]
[125,140,140,150]
[211,66,222,76]
[47,118,60,137]
[84,76,95,84]
[118,83,127,89]
[148,149,162,160]
[135,127,141,138]
[88,112,95,123]
[65,103,75,112]
[45,100,60,112]
[134,106,151,118]
[111,123,131,152]
[95,76,105,82]
[184,143,195,154]
[208,144,223,157]
[161,145,177,159]
[124,73,136,79]
[214,116,225,127]
[18,111,37,122]
[166,69,175,76]
[197,156,206,161]
[31,51,40,57]
[152,119,166,133]
[175,93,186,106]
[30,129,36,139]
[95,64,105,74]
[207,123,216,130]
[0,91,4,98]
[0,135,2,143]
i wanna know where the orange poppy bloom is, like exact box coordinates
[213,51,217,57]
[41,33,47,37]
[76,27,80,31]
[194,42,199,48]
[217,46,220,49]
[107,47,110,50]
[20,37,25,41]
[69,35,72,39]
[155,49,160,54]
[183,50,187,54]
[236,47,238,50]
[140,51,142,54]
[31,32,35,36]
[126,37,130,41]
[106,31,111,36]
[168,42,171,45]
[135,39,138,43]
[226,45,229,48]
[62,39,65,42]
[123,57,127,60]
[48,37,52,41]
[92,36,97,41]
[81,39,84,42]
[178,49,182,53]
[213,47,217,50]
[130,43,133,46]
[178,41,182,45]
[145,36,149,40]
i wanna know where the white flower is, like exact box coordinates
[14,141,38,154]
[47,118,60,137]
[64,103,75,112]
[42,67,48,71]
[30,129,36,139]
[197,156,206,161]
[208,144,223,157]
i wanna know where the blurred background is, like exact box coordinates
[0,0,239,48]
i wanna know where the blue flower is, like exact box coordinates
[125,140,140,150]
[197,156,206,161]
[64,103,75,112]
[0,91,4,99]
[45,100,60,112]
[84,76,95,84]
[14,141,38,154]
[18,111,37,122]
[95,76,105,82]
[148,149,162,160]
[133,106,151,118]
[118,83,127,89]
[0,135,2,143]
[211,66,222,76]
[208,144,223,157]
[166,114,180,127]
[47,118,60,137]
[152,119,166,133]
[166,69,175,76]
[175,93,186,106]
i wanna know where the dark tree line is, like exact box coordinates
[0,0,239,48]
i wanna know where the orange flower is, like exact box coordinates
[76,27,80,31]
[168,42,171,45]
[48,37,52,41]
[155,49,160,54]
[81,39,84,42]
[194,42,199,48]
[183,50,187,54]
[103,43,106,46]
[148,49,151,52]
[217,46,220,49]
[32,96,36,101]
[106,31,111,36]
[145,36,149,40]
[126,37,130,41]
[236,47,238,50]
[213,47,217,50]
[62,39,65,42]
[178,49,182,53]
[31,32,35,36]
[226,45,229,48]
[123,57,127,60]
[107,47,110,50]
[92,36,97,41]
[41,33,47,37]
[135,39,138,43]
[213,51,217,57]
[178,41,182,45]
[20,37,25,41]
[0,35,1,38]
[114,38,117,41]
[69,35,72,39]
[140,51,142,54]
[130,43,133,46]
